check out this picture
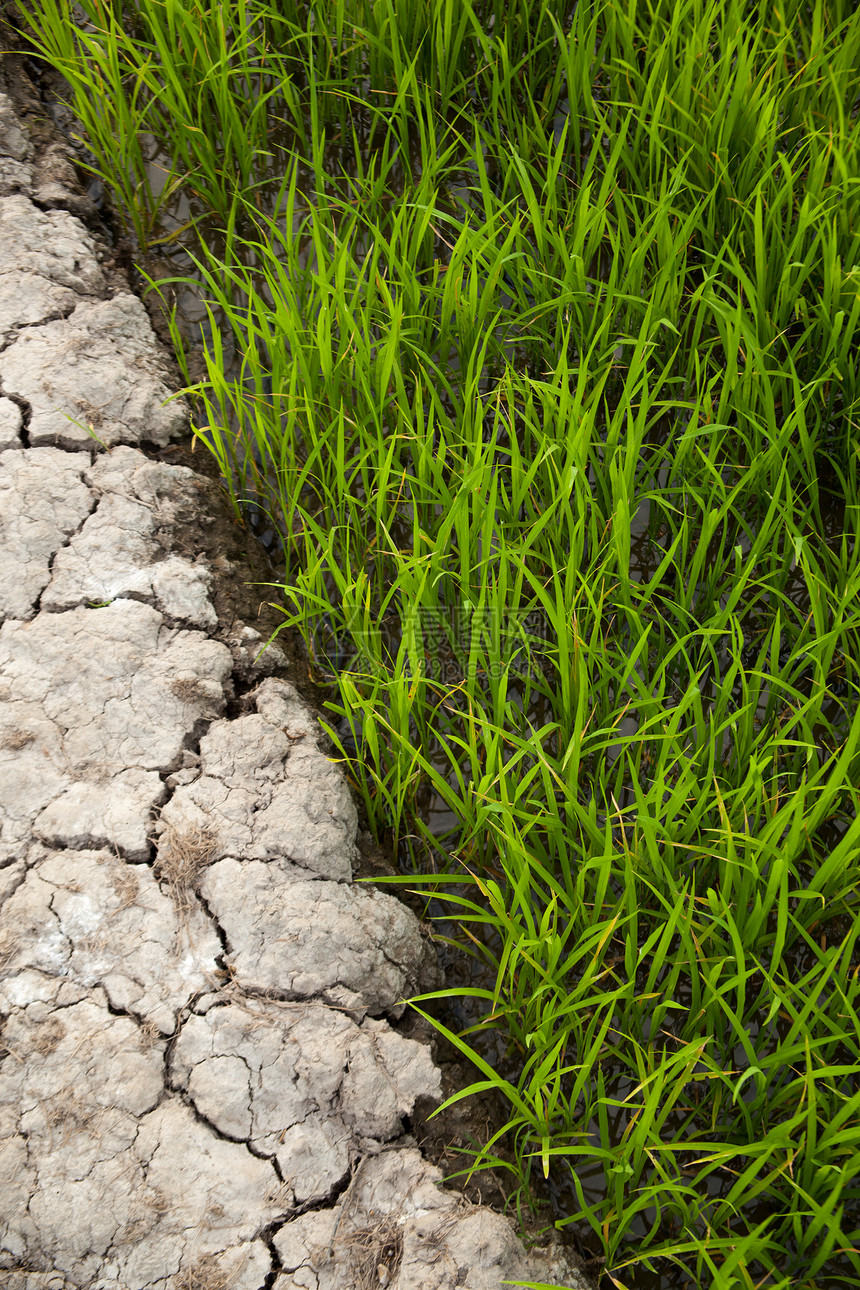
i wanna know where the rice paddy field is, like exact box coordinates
[18,0,860,1284]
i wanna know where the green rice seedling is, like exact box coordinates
[23,0,860,1281]
[20,0,314,246]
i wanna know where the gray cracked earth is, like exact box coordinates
[0,71,593,1290]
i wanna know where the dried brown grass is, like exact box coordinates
[28,1016,66,1057]
[109,865,140,911]
[0,728,35,751]
[154,825,218,914]
[0,926,17,971]
[337,1220,403,1290]
[171,1254,230,1290]
[170,677,219,712]
[314,1214,404,1290]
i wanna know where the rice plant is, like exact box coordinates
[19,0,860,1283]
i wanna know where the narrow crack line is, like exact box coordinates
[191,883,231,972]
[159,994,199,1085]
[28,195,101,228]
[31,489,100,618]
[177,1086,285,1177]
[0,386,31,447]
[0,297,86,355]
[269,1147,368,1238]
[97,991,172,1043]
[0,861,28,903]
[260,1228,283,1289]
[1,983,102,1018]
[34,825,150,867]
[42,887,70,946]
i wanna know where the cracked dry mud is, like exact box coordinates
[0,69,592,1290]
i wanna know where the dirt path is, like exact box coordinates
[0,58,590,1290]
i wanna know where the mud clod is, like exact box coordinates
[158,679,359,883]
[0,293,186,450]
